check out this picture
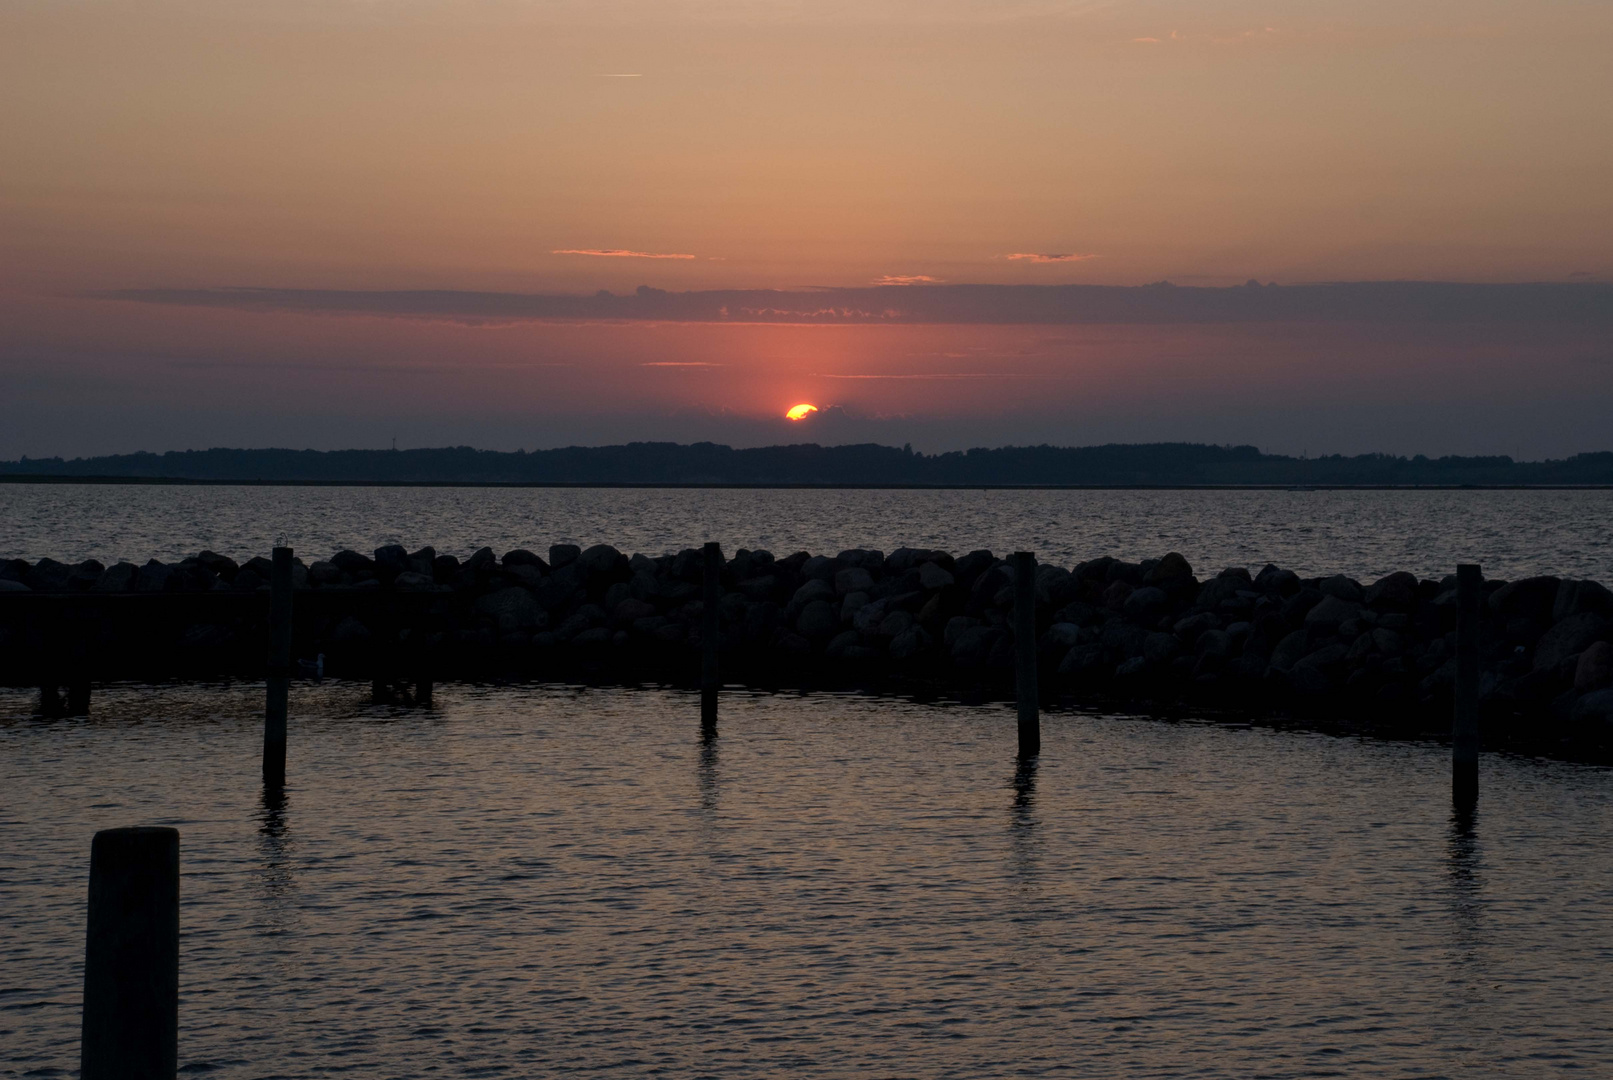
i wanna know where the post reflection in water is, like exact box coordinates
[256,783,298,939]
[1009,754,1040,886]
[1445,805,1491,1015]
[697,724,720,818]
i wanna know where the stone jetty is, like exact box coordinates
[3,544,1611,755]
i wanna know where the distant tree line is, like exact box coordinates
[3,443,1612,486]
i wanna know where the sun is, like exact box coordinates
[785,403,819,421]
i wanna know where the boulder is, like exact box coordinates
[1114,656,1148,679]
[548,544,581,569]
[1196,629,1234,661]
[28,558,72,592]
[410,546,437,575]
[1102,580,1134,613]
[826,630,861,658]
[796,600,839,639]
[1304,595,1361,631]
[330,549,375,574]
[801,555,837,582]
[1569,689,1613,726]
[1173,611,1218,643]
[1143,632,1180,665]
[67,559,106,590]
[395,571,437,592]
[1319,575,1364,602]
[505,564,544,590]
[331,616,372,644]
[0,579,29,592]
[1042,623,1082,649]
[1056,643,1103,676]
[92,561,139,592]
[134,560,173,592]
[1254,564,1300,596]
[791,579,835,608]
[1553,579,1613,622]
[837,549,884,574]
[835,567,876,596]
[308,561,343,586]
[1364,572,1418,610]
[475,587,544,632]
[1575,641,1613,691]
[889,626,933,660]
[1534,613,1610,672]
[853,599,890,635]
[1268,630,1309,672]
[373,544,410,577]
[944,616,979,649]
[1143,552,1193,586]
[503,549,546,570]
[950,625,999,666]
[1487,576,1560,621]
[878,609,916,638]
[919,561,955,590]
[1100,619,1148,659]
[194,551,238,580]
[1197,571,1251,611]
[578,544,628,581]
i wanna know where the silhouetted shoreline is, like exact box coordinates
[5,441,1613,486]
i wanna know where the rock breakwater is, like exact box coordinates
[3,544,1611,756]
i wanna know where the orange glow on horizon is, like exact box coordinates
[785,403,818,420]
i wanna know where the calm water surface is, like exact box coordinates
[3,485,1611,580]
[3,683,1610,1077]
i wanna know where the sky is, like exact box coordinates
[2,0,1611,459]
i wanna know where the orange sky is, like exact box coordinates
[2,0,1611,457]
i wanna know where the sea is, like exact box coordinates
[3,484,1612,1077]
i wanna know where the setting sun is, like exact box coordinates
[785,403,818,421]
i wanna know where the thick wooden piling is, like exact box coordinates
[1453,563,1481,808]
[701,541,722,729]
[263,546,293,787]
[81,826,179,1080]
[1012,550,1040,758]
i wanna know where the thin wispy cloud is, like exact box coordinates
[642,361,722,367]
[553,249,697,259]
[1003,252,1099,263]
[874,275,943,285]
[595,73,642,78]
[811,372,1065,380]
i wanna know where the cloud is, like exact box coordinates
[552,249,697,259]
[642,361,722,367]
[1131,36,1159,43]
[811,372,1066,379]
[96,282,1613,327]
[595,73,643,77]
[1003,252,1099,263]
[874,275,944,285]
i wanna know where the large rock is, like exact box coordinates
[503,549,546,570]
[796,600,838,639]
[92,561,139,592]
[1364,572,1418,610]
[373,544,410,577]
[1101,618,1148,659]
[1143,551,1193,586]
[395,571,438,592]
[950,625,1000,666]
[1123,586,1168,625]
[27,558,72,592]
[889,626,933,660]
[1488,576,1560,621]
[1569,689,1613,726]
[133,560,173,592]
[1268,630,1309,672]
[549,544,581,569]
[1254,564,1301,597]
[1318,575,1364,602]
[1554,579,1613,622]
[578,544,628,581]
[1304,595,1360,631]
[1059,643,1106,676]
[919,561,955,590]
[1534,613,1610,671]
[1143,632,1180,665]
[1575,642,1613,691]
[0,579,29,592]
[331,549,375,574]
[835,567,876,596]
[791,579,835,608]
[475,587,544,632]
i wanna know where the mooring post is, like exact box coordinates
[1012,550,1040,758]
[701,541,722,729]
[81,826,179,1080]
[67,608,93,715]
[1453,563,1481,809]
[264,546,293,787]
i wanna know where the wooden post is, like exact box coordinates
[1012,551,1040,758]
[264,546,293,787]
[701,541,722,730]
[1453,563,1481,809]
[81,826,179,1080]
[67,608,93,715]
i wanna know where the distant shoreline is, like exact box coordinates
[4,475,1612,491]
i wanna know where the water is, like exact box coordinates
[3,682,1611,1077]
[3,485,1611,581]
